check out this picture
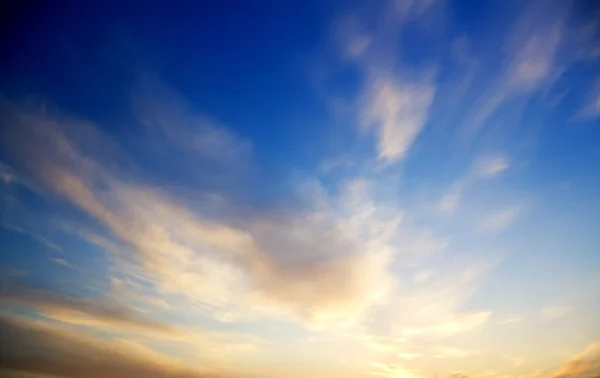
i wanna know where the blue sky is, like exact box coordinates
[0,1,599,378]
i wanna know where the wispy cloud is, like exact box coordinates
[367,342,600,378]
[0,162,17,184]
[48,257,81,272]
[1,223,63,252]
[0,97,407,330]
[463,0,568,137]
[504,354,524,367]
[552,342,600,378]
[541,305,574,321]
[505,19,563,92]
[335,2,439,164]
[400,311,491,339]
[0,285,266,369]
[369,362,429,378]
[478,205,523,233]
[474,156,510,178]
[361,75,436,162]
[0,84,507,378]
[50,257,70,266]
[435,347,482,359]
[439,155,510,213]
[133,75,253,165]
[0,314,218,378]
[398,352,421,360]
[0,287,177,336]
[439,190,462,213]
[500,316,523,325]
[359,258,494,353]
[574,79,600,120]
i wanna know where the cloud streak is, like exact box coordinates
[0,314,218,378]
[0,95,405,330]
[463,0,568,137]
[0,286,177,336]
[541,305,574,321]
[1,223,63,252]
[439,155,510,213]
[335,1,439,164]
[362,75,436,162]
[478,205,523,233]
[552,342,600,378]
[575,79,600,120]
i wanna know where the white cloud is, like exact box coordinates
[413,270,432,284]
[369,362,429,378]
[504,354,525,367]
[541,305,573,321]
[394,0,440,18]
[439,191,461,213]
[499,316,523,325]
[1,223,63,252]
[0,91,504,357]
[132,75,253,169]
[1,99,408,330]
[318,155,354,173]
[347,36,372,58]
[479,205,523,233]
[0,287,266,368]
[551,342,600,378]
[398,352,421,360]
[50,257,70,266]
[49,257,79,271]
[336,4,437,164]
[474,156,510,178]
[438,155,510,214]
[0,162,16,184]
[358,258,494,350]
[507,24,562,91]
[463,2,567,137]
[436,347,482,359]
[0,313,225,378]
[575,79,600,120]
[0,289,177,336]
[400,311,491,338]
[362,76,436,162]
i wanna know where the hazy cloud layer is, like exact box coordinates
[0,286,177,335]
[0,97,405,330]
[0,314,218,378]
[2,310,598,378]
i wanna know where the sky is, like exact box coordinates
[0,0,599,378]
